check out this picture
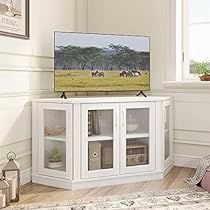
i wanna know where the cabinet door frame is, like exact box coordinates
[162,100,173,168]
[81,103,119,179]
[37,103,72,180]
[120,102,156,174]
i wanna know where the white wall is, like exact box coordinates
[0,0,76,183]
[79,0,210,168]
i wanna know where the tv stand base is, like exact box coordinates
[60,92,67,99]
[136,91,147,97]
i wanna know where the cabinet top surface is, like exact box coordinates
[33,96,171,104]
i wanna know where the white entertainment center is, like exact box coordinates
[32,96,173,190]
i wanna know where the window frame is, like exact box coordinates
[182,0,191,79]
[168,0,183,81]
[169,0,210,82]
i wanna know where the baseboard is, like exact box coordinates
[0,151,31,165]
[32,170,164,190]
[72,172,164,190]
[20,168,32,186]
[163,161,174,177]
[174,154,202,168]
[32,174,72,189]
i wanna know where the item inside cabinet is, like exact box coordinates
[88,142,102,170]
[45,127,65,136]
[88,111,93,136]
[126,142,148,166]
[88,111,101,136]
[101,141,113,169]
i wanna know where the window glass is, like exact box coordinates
[188,0,210,74]
[189,0,210,23]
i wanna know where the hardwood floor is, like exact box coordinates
[17,167,195,205]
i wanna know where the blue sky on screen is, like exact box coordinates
[55,32,150,52]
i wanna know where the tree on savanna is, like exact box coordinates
[82,47,105,70]
[137,52,150,70]
[56,46,81,69]
[108,44,127,70]
[55,43,150,71]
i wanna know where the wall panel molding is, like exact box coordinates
[0,138,31,149]
[0,50,53,59]
[150,88,210,94]
[0,139,31,160]
[0,151,32,165]
[174,139,210,147]
[174,129,210,146]
[175,101,210,132]
[0,71,54,92]
[0,89,54,98]
[175,100,210,104]
[0,52,53,73]
[0,68,53,72]
[174,154,201,168]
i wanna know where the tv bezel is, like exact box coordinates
[54,31,151,92]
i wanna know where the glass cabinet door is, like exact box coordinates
[82,104,119,178]
[163,100,173,167]
[38,104,71,179]
[120,103,156,174]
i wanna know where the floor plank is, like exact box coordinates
[17,166,195,205]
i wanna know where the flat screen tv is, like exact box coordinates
[54,32,150,92]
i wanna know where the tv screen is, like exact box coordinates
[54,32,150,92]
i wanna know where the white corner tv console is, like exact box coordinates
[32,96,173,190]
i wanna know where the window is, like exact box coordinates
[170,0,210,81]
[183,0,210,79]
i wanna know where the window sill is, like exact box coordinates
[162,80,210,89]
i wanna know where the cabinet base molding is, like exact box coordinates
[71,171,163,190]
[163,161,174,177]
[32,163,173,190]
[32,174,72,189]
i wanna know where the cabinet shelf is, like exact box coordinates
[126,133,149,139]
[88,135,113,142]
[45,135,66,142]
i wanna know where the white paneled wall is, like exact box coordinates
[173,91,210,167]
[0,53,53,71]
[175,101,210,132]
[0,0,76,184]
[0,99,31,147]
[0,71,53,92]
